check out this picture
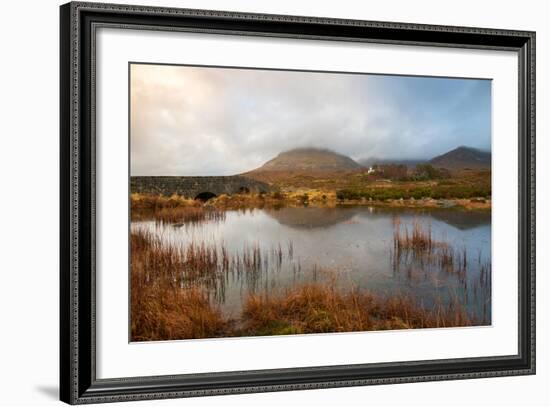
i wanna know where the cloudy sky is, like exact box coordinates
[130,63,491,176]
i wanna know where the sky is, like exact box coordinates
[130,63,491,176]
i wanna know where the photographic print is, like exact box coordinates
[129,63,492,342]
[60,5,535,402]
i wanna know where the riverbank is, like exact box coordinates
[131,191,491,213]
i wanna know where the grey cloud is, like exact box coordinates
[130,64,491,175]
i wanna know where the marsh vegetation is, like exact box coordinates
[130,197,491,341]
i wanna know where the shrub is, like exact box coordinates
[413,164,449,180]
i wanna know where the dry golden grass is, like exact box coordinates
[130,226,484,341]
[153,206,225,224]
[130,189,490,212]
[246,168,491,199]
[131,284,227,341]
[208,190,339,209]
[130,230,227,341]
[131,192,198,209]
[131,194,225,223]
[241,283,476,336]
[209,192,286,209]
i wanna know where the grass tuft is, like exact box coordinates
[240,283,476,336]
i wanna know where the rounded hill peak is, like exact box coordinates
[257,148,361,172]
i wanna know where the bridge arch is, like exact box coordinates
[194,191,217,202]
[131,176,275,199]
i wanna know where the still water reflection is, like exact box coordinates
[131,206,491,322]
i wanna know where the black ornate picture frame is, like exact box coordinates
[60,2,535,404]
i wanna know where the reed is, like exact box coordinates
[438,245,455,270]
[393,216,435,254]
[130,231,227,341]
[241,283,478,336]
[131,230,211,291]
[133,205,226,225]
[130,229,180,285]
[130,229,298,297]
[391,216,473,275]
[131,282,227,341]
[390,217,491,325]
[130,227,489,340]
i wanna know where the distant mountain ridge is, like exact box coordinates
[358,158,425,168]
[429,146,491,169]
[245,146,490,179]
[251,148,362,172]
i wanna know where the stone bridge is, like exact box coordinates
[131,176,274,200]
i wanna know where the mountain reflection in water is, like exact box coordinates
[131,206,491,322]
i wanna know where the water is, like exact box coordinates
[132,206,491,322]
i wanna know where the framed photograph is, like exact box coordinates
[60,1,535,404]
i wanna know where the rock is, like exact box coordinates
[438,199,457,208]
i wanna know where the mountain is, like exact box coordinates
[358,157,426,168]
[429,146,491,170]
[251,148,362,172]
